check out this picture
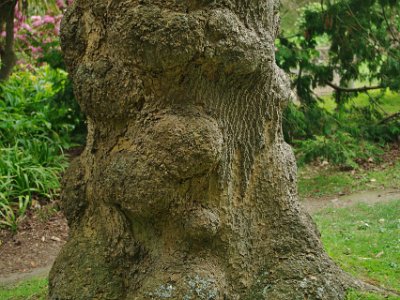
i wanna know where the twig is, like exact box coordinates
[325,82,383,93]
[378,112,400,124]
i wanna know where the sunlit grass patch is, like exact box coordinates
[298,161,400,198]
[0,278,47,300]
[315,200,400,292]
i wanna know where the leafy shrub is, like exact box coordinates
[284,86,400,167]
[294,132,383,168]
[0,65,80,230]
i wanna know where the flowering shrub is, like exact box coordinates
[1,0,73,70]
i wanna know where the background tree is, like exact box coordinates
[0,0,17,80]
[0,0,70,80]
[49,1,380,299]
[278,0,400,107]
[277,0,400,166]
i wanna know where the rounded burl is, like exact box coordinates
[50,1,355,299]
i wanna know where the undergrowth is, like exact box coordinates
[0,66,82,231]
[284,91,400,168]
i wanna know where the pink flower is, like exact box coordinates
[21,23,32,32]
[32,20,43,27]
[15,34,26,41]
[29,46,43,54]
[42,15,55,24]
[31,16,41,22]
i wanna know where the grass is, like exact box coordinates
[0,278,47,300]
[319,90,400,114]
[346,290,400,300]
[314,200,400,297]
[298,160,400,198]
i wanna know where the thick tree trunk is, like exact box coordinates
[50,1,356,299]
[0,0,17,81]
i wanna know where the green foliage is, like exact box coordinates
[0,66,79,230]
[314,200,400,292]
[295,132,383,168]
[279,0,400,167]
[278,0,400,104]
[0,195,30,232]
[284,90,400,167]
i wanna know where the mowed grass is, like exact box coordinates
[298,160,400,198]
[320,90,400,114]
[0,278,47,300]
[314,200,400,297]
[346,289,400,300]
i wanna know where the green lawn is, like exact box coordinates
[320,90,400,114]
[298,161,400,198]
[0,278,47,300]
[314,200,400,299]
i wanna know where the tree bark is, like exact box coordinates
[0,0,17,81]
[50,1,358,299]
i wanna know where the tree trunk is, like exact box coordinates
[50,1,356,299]
[0,0,17,81]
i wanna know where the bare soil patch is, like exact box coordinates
[0,205,68,284]
[302,188,400,214]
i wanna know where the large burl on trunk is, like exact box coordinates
[49,1,356,299]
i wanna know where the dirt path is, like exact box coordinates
[1,189,399,287]
[303,188,400,214]
[0,208,68,287]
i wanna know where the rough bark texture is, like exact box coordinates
[50,1,355,299]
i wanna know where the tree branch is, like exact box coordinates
[325,82,383,93]
[378,112,400,124]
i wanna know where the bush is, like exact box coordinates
[284,94,399,168]
[0,65,81,230]
[294,132,383,168]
